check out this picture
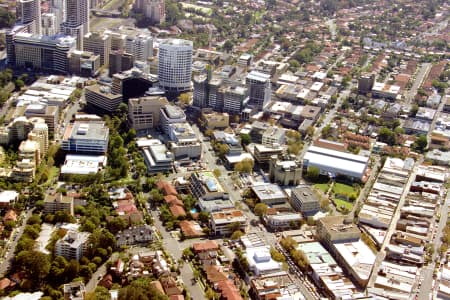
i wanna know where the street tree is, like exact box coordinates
[306,166,320,181]
[254,203,268,217]
[230,230,244,240]
[234,158,254,173]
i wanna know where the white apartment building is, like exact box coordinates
[55,231,90,261]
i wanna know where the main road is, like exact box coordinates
[405,63,431,105]
[416,191,450,300]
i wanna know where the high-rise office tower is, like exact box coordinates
[246,70,271,110]
[125,34,153,62]
[50,0,66,31]
[109,50,134,76]
[42,13,58,36]
[16,0,41,35]
[193,74,208,109]
[145,0,165,24]
[158,39,193,92]
[83,31,111,66]
[60,0,89,50]
[134,0,165,24]
[223,85,248,115]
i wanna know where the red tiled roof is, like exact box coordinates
[205,265,228,283]
[116,204,138,214]
[157,181,178,196]
[179,220,205,238]
[3,210,17,222]
[151,280,165,295]
[0,278,12,290]
[164,195,184,207]
[217,280,243,300]
[169,295,184,300]
[192,240,219,253]
[169,205,186,217]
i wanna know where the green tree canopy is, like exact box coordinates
[254,203,268,217]
[16,250,51,287]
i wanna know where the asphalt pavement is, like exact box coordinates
[0,209,34,277]
[150,210,205,300]
[417,192,450,300]
[85,252,119,292]
[405,63,431,104]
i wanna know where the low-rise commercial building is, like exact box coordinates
[263,212,302,231]
[298,242,358,299]
[85,84,123,113]
[252,143,284,166]
[60,154,107,175]
[159,105,186,134]
[261,127,285,147]
[317,216,375,287]
[61,121,109,154]
[128,96,169,131]
[251,184,287,206]
[269,154,302,186]
[317,216,361,247]
[372,82,401,100]
[210,209,247,236]
[245,246,282,276]
[138,139,174,174]
[290,185,320,216]
[167,123,201,159]
[202,111,229,130]
[303,145,369,181]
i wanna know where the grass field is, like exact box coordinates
[334,198,353,212]
[332,183,357,196]
[180,2,213,15]
[313,183,330,194]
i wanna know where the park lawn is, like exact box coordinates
[180,2,213,15]
[334,198,353,212]
[333,183,357,197]
[313,183,330,194]
[43,167,60,187]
